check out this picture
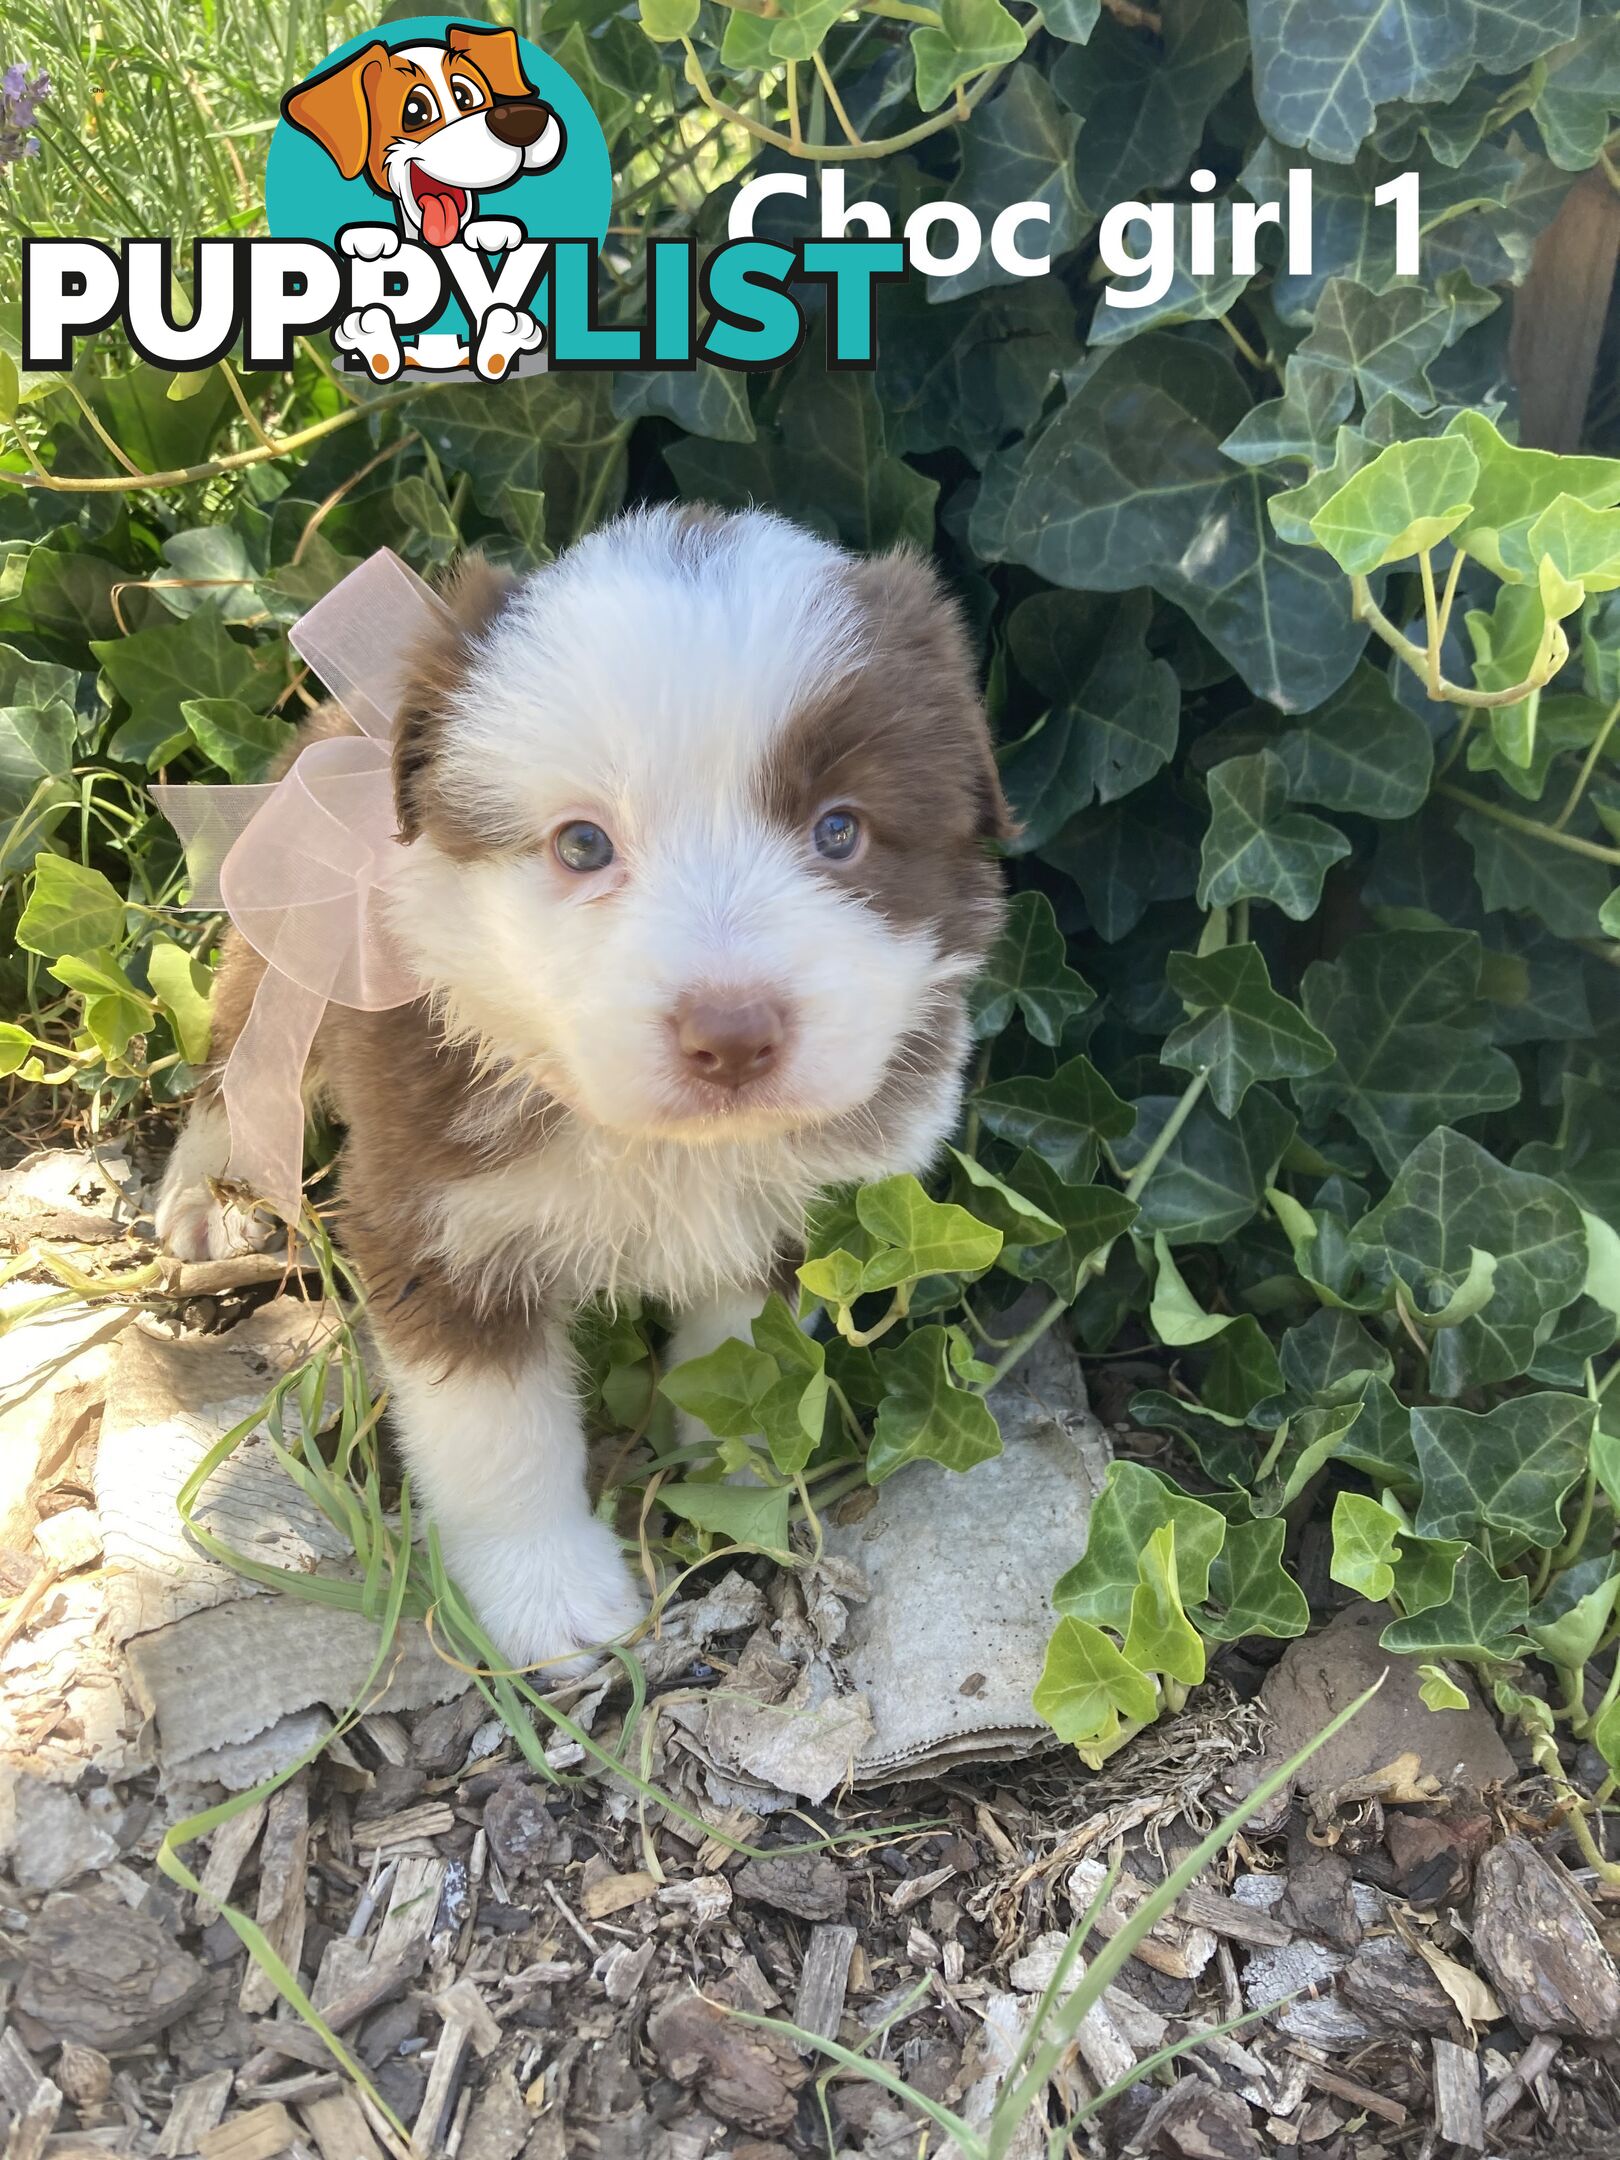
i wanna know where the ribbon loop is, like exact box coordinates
[152,549,448,1220]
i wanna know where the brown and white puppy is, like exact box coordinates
[156,507,1009,1673]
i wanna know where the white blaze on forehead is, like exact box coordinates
[436,507,864,845]
[395,45,457,101]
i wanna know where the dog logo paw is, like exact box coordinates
[338,223,401,262]
[334,304,402,382]
[474,303,544,382]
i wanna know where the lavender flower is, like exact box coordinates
[1,64,50,164]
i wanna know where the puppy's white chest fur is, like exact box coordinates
[426,1070,961,1310]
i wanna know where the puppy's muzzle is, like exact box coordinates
[674,996,787,1093]
[487,98,553,149]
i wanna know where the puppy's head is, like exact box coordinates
[385,508,1009,1143]
[282,27,562,245]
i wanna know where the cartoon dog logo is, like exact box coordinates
[282,23,564,379]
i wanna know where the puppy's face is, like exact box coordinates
[385,509,1008,1144]
[283,27,562,246]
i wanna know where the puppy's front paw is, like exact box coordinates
[458,1516,646,1681]
[155,1183,276,1264]
[153,1102,277,1262]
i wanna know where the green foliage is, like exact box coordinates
[7,0,1620,1787]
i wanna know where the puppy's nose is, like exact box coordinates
[487,99,551,148]
[675,997,785,1091]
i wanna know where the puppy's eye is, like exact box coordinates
[555,821,615,873]
[812,808,862,862]
[402,89,438,129]
[450,77,483,112]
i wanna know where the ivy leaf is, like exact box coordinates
[1198,751,1352,920]
[1528,1570,1620,1673]
[769,0,859,60]
[944,1148,1063,1248]
[1275,663,1435,820]
[1041,787,1202,944]
[1279,1307,1393,1403]
[977,335,1368,711]
[182,697,294,784]
[970,890,1095,1046]
[1262,1401,1367,1513]
[751,1295,832,1474]
[1053,0,1248,206]
[1524,496,1620,594]
[1249,0,1580,162]
[52,948,149,1059]
[1043,0,1100,37]
[998,1155,1138,1301]
[1086,202,1255,349]
[1001,591,1180,844]
[866,1326,1003,1483]
[661,1480,792,1558]
[1380,1548,1531,1663]
[611,366,755,445]
[975,1055,1135,1182]
[877,279,1073,470]
[1352,1128,1588,1390]
[1411,1393,1595,1547]
[1033,1617,1159,1748]
[638,0,700,43]
[1532,14,1620,168]
[1309,434,1480,575]
[661,1297,829,1475]
[1300,275,1497,424]
[661,1339,782,1442]
[855,1176,1003,1288]
[17,854,126,959]
[0,697,75,871]
[911,0,1026,112]
[1391,1529,1470,1617]
[1448,408,1620,578]
[91,610,277,768]
[1199,1515,1309,1640]
[1456,806,1612,940]
[1163,942,1335,1117]
[1330,1492,1401,1602]
[1203,1316,1287,1420]
[1052,1460,1226,1630]
[936,65,1087,300]
[1298,930,1520,1176]
[1149,1235,1234,1346]
[1417,1665,1470,1712]
[1123,1524,1207,1686]
[146,937,212,1066]
[1124,1085,1296,1246]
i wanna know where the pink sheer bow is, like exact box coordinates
[152,550,453,1220]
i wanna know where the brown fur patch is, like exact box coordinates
[194,553,545,1374]
[761,549,1010,962]
[391,552,519,848]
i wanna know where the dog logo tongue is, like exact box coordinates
[411,168,467,247]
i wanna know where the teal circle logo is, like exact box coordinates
[265,16,610,381]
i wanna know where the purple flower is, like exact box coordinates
[0,62,49,165]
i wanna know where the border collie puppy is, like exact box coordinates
[156,506,1009,1671]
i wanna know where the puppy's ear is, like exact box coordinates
[446,23,536,100]
[282,44,384,181]
[851,550,1016,848]
[394,553,519,845]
